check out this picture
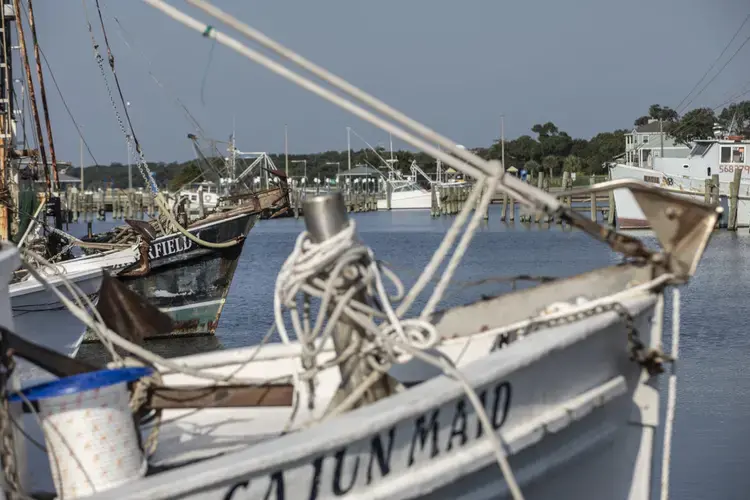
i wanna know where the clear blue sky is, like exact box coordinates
[26,0,750,165]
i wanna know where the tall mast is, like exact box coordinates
[0,1,12,241]
[284,123,288,178]
[80,137,84,191]
[346,126,351,171]
[26,0,57,190]
[231,113,236,182]
[501,114,505,171]
[12,0,48,190]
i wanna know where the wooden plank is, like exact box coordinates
[148,384,295,409]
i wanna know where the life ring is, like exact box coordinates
[664,177,674,186]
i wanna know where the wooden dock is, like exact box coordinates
[59,170,750,233]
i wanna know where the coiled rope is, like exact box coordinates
[273,217,524,500]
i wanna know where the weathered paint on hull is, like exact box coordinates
[83,211,256,342]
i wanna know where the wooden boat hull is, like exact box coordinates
[82,208,257,342]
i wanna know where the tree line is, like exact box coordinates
[66,100,750,189]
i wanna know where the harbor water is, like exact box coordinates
[75,205,750,499]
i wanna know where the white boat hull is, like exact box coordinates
[10,266,103,380]
[74,291,661,500]
[377,190,433,210]
[3,262,663,499]
[611,162,750,229]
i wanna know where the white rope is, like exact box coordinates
[273,221,524,500]
[419,175,500,320]
[274,220,439,370]
[660,287,679,500]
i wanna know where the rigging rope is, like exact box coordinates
[81,0,242,249]
[273,218,524,499]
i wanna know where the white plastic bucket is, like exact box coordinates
[10,367,152,498]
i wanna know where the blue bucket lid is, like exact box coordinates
[8,366,153,403]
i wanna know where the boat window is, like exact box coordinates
[732,146,745,163]
[690,143,710,156]
[683,164,689,169]
[190,194,197,201]
[707,167,711,177]
[721,146,732,163]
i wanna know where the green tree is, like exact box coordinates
[718,100,750,136]
[563,155,584,172]
[542,155,559,177]
[523,160,541,174]
[502,135,539,164]
[648,104,679,122]
[584,130,627,173]
[169,162,203,191]
[569,138,589,157]
[634,116,650,127]
[667,108,716,144]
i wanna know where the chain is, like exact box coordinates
[83,6,154,193]
[503,300,670,375]
[0,350,22,499]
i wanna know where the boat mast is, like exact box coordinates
[284,123,288,178]
[0,0,13,241]
[501,114,505,171]
[26,0,58,190]
[231,113,236,182]
[12,0,48,190]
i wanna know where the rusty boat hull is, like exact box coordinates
[82,207,257,342]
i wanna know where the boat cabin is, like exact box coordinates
[651,136,750,183]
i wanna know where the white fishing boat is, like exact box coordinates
[0,2,720,500]
[610,128,749,229]
[179,182,221,215]
[9,264,103,359]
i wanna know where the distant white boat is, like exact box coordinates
[610,133,749,229]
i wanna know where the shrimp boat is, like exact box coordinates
[78,202,260,341]
[0,2,719,500]
[610,126,749,229]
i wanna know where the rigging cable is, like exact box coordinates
[680,31,750,112]
[102,1,208,137]
[81,0,242,249]
[675,13,750,113]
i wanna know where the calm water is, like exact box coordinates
[75,205,750,498]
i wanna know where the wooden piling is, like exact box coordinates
[589,176,596,222]
[729,167,742,231]
[96,190,105,221]
[483,184,489,220]
[712,174,721,228]
[430,184,438,217]
[704,179,711,205]
[534,172,544,223]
